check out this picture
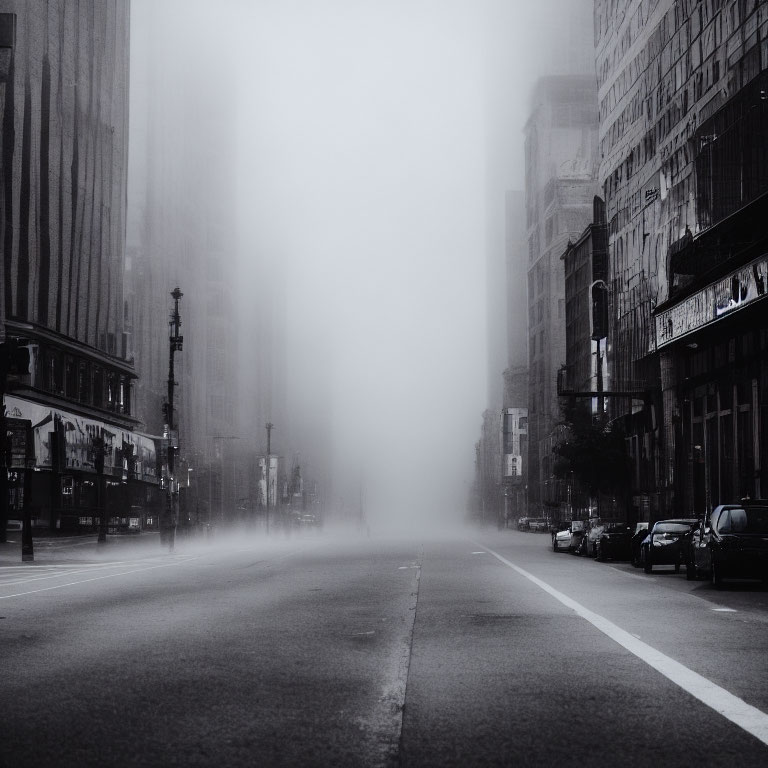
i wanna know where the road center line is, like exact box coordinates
[479,542,768,747]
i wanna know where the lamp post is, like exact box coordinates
[162,287,183,552]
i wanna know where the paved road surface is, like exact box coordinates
[1,528,767,766]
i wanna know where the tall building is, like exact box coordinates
[501,191,529,524]
[595,0,768,519]
[561,196,609,405]
[125,0,240,525]
[0,2,156,535]
[524,75,599,513]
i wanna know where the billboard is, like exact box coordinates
[4,394,157,482]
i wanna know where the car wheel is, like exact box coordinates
[595,545,605,562]
[711,559,723,589]
[643,552,652,574]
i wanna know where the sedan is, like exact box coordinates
[595,524,633,561]
[630,522,649,567]
[578,523,606,557]
[642,519,698,573]
[708,501,768,587]
[553,520,586,553]
[528,518,549,533]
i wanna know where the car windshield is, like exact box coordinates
[717,506,768,534]
[653,523,691,534]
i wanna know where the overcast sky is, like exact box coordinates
[132,0,595,530]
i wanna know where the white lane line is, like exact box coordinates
[712,608,738,613]
[480,543,768,747]
[471,551,486,555]
[0,557,200,600]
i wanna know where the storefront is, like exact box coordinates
[3,394,161,532]
[656,253,768,516]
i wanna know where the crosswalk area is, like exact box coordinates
[0,554,198,599]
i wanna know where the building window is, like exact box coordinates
[45,349,64,395]
[120,378,131,415]
[92,366,104,409]
[107,373,118,411]
[65,356,77,399]
[78,363,89,404]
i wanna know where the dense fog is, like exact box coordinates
[128,0,595,532]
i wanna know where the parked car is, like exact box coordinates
[630,522,650,567]
[553,520,586,553]
[583,522,617,558]
[595,523,633,561]
[517,517,530,531]
[642,519,698,573]
[687,518,710,580]
[574,522,601,557]
[550,521,569,541]
[700,501,768,587]
[528,518,549,533]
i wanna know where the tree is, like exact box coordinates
[553,399,630,500]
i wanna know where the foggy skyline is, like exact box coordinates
[129,0,597,528]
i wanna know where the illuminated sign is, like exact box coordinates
[655,254,768,349]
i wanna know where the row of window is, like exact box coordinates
[37,345,132,415]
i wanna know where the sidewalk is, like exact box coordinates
[0,531,162,566]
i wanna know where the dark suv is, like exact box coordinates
[704,501,768,587]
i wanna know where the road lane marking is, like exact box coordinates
[0,562,153,587]
[0,557,200,600]
[480,543,768,747]
[712,607,737,612]
[471,551,486,555]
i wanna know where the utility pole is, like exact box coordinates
[265,422,273,535]
[163,287,183,552]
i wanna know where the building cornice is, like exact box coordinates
[5,320,136,378]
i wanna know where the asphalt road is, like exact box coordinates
[1,527,767,767]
